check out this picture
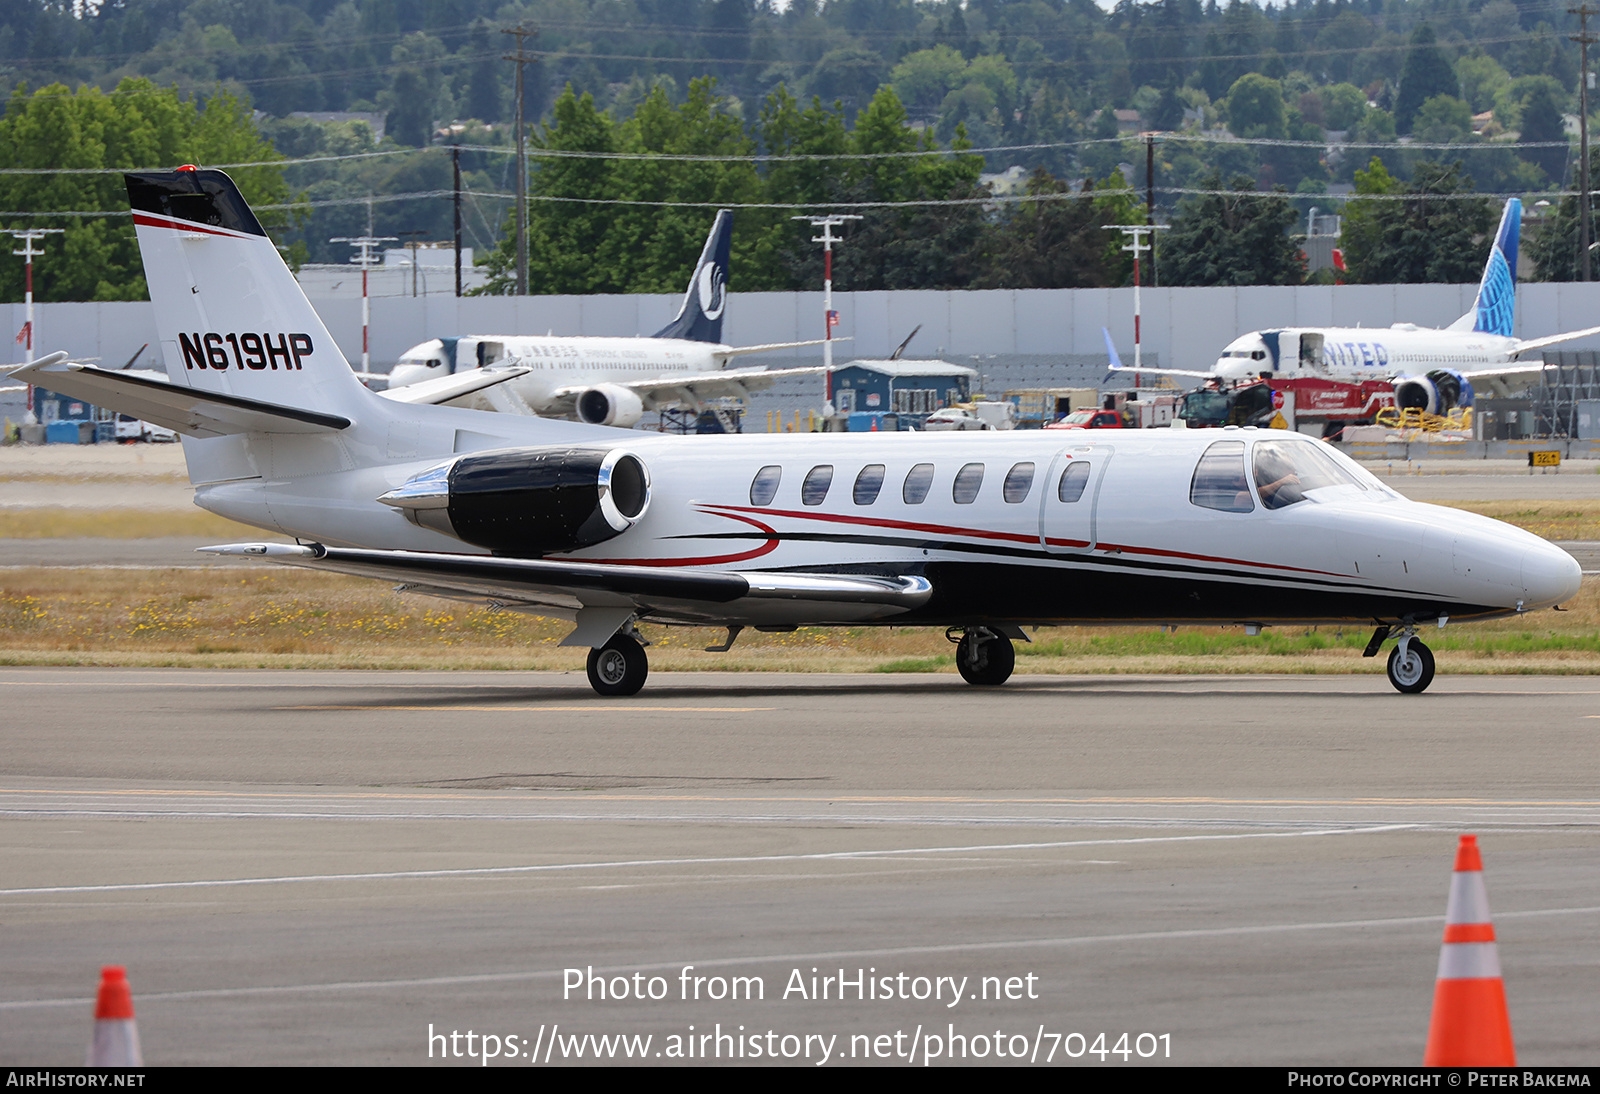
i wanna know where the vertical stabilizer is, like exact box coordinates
[1461,198,1520,337]
[651,209,732,343]
[126,169,372,419]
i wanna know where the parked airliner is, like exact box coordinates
[382,209,825,426]
[15,168,1581,696]
[1117,199,1600,413]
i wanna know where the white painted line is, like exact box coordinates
[0,824,1416,897]
[5,901,1598,1013]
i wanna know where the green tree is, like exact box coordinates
[977,170,1142,289]
[1340,158,1496,284]
[1394,25,1458,135]
[1412,95,1471,144]
[1160,174,1304,287]
[1529,148,1600,281]
[1224,73,1287,139]
[0,79,291,303]
[1517,81,1568,183]
[1319,83,1368,132]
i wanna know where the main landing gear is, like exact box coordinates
[587,631,648,696]
[1365,624,1436,694]
[950,626,1015,686]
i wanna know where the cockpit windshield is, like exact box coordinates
[1251,438,1370,509]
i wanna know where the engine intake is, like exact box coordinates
[379,446,650,556]
[576,384,644,427]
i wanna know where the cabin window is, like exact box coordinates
[853,464,885,505]
[801,465,833,505]
[1190,440,1253,513]
[903,463,934,504]
[952,462,984,504]
[1002,462,1035,503]
[749,465,781,506]
[1057,461,1091,503]
[1252,438,1367,510]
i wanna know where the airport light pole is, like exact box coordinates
[331,205,397,373]
[792,213,862,413]
[8,227,64,423]
[1104,223,1168,383]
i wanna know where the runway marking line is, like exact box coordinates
[274,705,776,712]
[4,787,1600,808]
[5,901,1600,1012]
[0,824,1415,897]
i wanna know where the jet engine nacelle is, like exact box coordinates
[379,446,651,557]
[1392,370,1474,416]
[575,384,645,428]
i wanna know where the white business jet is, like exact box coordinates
[382,209,827,426]
[14,168,1581,697]
[1116,199,1600,413]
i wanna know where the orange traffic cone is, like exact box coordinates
[1424,835,1515,1066]
[87,965,143,1066]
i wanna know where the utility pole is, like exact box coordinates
[792,214,862,414]
[8,227,64,424]
[397,229,427,297]
[502,25,538,297]
[330,200,397,373]
[1145,134,1160,287]
[1572,6,1597,281]
[452,145,463,297]
[1103,223,1169,382]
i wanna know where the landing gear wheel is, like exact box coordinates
[1386,639,1435,694]
[587,633,648,696]
[956,629,1015,686]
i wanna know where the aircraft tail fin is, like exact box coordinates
[1102,326,1125,370]
[126,168,373,419]
[651,209,731,343]
[1455,197,1519,337]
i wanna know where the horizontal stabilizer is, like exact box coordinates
[12,357,349,438]
[377,366,529,405]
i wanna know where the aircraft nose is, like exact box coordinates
[1522,541,1583,609]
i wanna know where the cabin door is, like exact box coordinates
[1038,446,1113,554]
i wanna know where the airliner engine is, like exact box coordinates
[1392,369,1474,416]
[378,447,651,556]
[575,384,645,428]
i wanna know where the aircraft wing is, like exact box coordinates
[710,338,844,365]
[11,353,349,437]
[1107,362,1217,380]
[1511,325,1600,355]
[549,365,827,413]
[377,366,529,405]
[197,542,934,638]
[1455,362,1553,380]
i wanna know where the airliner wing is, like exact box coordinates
[1107,362,1217,380]
[710,338,843,364]
[549,365,827,413]
[377,366,529,405]
[1456,362,1554,380]
[196,543,933,633]
[12,354,348,436]
[1511,325,1600,355]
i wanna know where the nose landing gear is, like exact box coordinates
[1366,623,1436,694]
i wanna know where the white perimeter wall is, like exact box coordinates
[8,282,1600,376]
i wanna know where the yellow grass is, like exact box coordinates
[1,566,1596,674]
[0,508,262,539]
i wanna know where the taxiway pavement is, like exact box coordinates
[0,669,1597,1066]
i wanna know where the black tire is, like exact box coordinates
[1386,640,1435,695]
[586,633,649,697]
[956,631,1015,686]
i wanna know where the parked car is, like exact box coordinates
[921,407,993,431]
[1045,408,1128,430]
